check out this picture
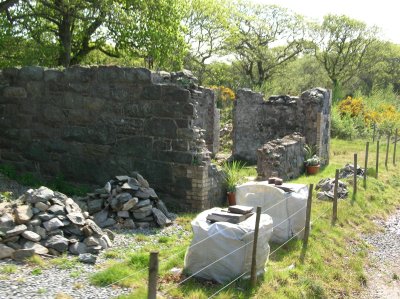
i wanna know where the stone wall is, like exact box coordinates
[257,133,306,181]
[0,66,223,211]
[233,88,331,164]
[192,88,220,156]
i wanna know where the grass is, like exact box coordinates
[90,137,400,298]
[37,288,47,294]
[0,164,90,196]
[0,264,17,274]
[31,268,42,276]
[27,254,46,268]
[50,255,79,270]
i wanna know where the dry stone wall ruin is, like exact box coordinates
[0,66,224,211]
[233,88,331,166]
[257,133,306,181]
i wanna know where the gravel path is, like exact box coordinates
[361,208,400,299]
[0,173,29,200]
[0,223,189,299]
[0,174,190,299]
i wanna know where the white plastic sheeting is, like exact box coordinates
[235,181,308,244]
[184,208,273,284]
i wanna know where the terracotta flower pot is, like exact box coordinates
[306,165,320,175]
[227,192,236,206]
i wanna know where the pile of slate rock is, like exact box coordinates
[0,187,112,263]
[78,173,176,230]
[339,163,365,178]
[316,178,348,201]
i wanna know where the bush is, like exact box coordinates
[331,107,359,140]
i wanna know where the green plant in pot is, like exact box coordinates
[222,160,246,206]
[304,144,321,175]
[305,155,321,174]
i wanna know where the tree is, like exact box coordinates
[0,0,17,13]
[311,14,379,96]
[227,2,305,87]
[182,0,232,84]
[357,41,400,94]
[4,0,186,68]
[262,54,330,95]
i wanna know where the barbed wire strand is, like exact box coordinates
[103,198,321,290]
[162,205,307,293]
[207,205,332,299]
[102,198,296,289]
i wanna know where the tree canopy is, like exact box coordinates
[0,0,399,97]
[226,2,305,87]
[2,0,186,68]
[311,14,379,92]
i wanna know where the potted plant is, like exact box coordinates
[304,144,320,175]
[305,155,321,174]
[222,160,246,206]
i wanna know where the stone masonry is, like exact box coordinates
[257,133,306,181]
[0,66,223,211]
[233,88,331,165]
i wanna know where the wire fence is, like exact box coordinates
[208,205,332,299]
[103,134,399,298]
[104,195,292,288]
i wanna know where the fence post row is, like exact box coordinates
[376,140,380,179]
[301,184,313,262]
[250,207,262,288]
[385,133,391,169]
[394,128,398,166]
[372,123,376,142]
[148,251,159,299]
[364,142,369,188]
[332,170,339,225]
[353,153,358,196]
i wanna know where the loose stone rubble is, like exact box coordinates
[316,178,348,200]
[77,173,176,230]
[257,133,306,181]
[0,187,112,262]
[339,163,365,178]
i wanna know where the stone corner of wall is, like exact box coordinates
[300,87,331,106]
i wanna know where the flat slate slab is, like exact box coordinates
[206,211,253,224]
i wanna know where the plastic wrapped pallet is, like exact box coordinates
[184,208,273,284]
[235,181,308,244]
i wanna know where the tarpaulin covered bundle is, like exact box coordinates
[184,208,273,283]
[235,182,308,243]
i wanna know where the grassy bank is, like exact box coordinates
[91,138,400,298]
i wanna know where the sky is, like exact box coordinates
[253,0,400,44]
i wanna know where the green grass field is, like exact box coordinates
[91,138,400,298]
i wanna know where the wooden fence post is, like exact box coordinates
[364,142,369,188]
[332,170,339,225]
[372,123,376,142]
[353,153,357,195]
[376,141,380,179]
[394,128,398,166]
[301,184,313,262]
[250,206,262,288]
[148,251,159,299]
[385,133,391,169]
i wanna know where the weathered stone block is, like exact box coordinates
[257,133,305,181]
[161,85,191,102]
[44,69,64,82]
[19,66,44,81]
[142,85,162,101]
[157,151,193,165]
[145,118,177,138]
[2,86,27,98]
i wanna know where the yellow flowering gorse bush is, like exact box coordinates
[338,96,400,133]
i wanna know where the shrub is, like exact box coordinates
[222,160,247,192]
[331,107,358,140]
[209,85,235,108]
